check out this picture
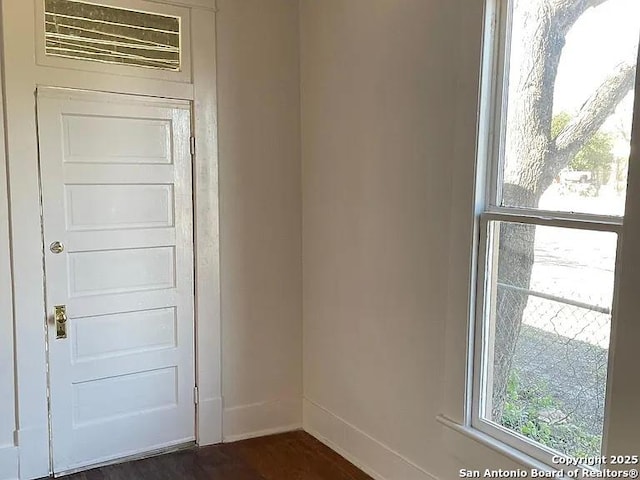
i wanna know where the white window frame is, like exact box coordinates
[469,0,634,468]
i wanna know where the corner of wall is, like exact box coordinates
[303,399,440,480]
[223,398,302,442]
[216,0,303,444]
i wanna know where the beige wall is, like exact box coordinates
[216,0,303,441]
[301,0,454,474]
[300,1,532,478]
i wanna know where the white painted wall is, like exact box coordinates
[0,224,17,480]
[0,226,17,480]
[300,1,562,479]
[0,21,19,476]
[300,1,454,476]
[0,141,18,479]
[216,0,303,441]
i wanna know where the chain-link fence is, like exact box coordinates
[493,283,611,457]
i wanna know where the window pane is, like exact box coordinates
[481,222,617,458]
[45,0,180,71]
[500,0,639,216]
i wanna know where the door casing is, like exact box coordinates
[1,1,222,478]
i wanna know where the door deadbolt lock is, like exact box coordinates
[50,241,64,254]
[55,305,67,339]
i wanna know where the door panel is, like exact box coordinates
[68,247,176,297]
[64,184,175,231]
[62,116,172,164]
[71,308,177,362]
[38,88,195,474]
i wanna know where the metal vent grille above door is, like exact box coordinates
[44,0,181,71]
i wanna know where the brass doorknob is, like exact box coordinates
[55,305,67,339]
[50,241,64,254]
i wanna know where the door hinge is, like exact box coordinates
[190,136,196,156]
[194,386,199,405]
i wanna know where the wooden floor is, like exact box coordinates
[61,431,373,480]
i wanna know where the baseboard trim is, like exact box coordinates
[303,399,438,480]
[224,423,302,443]
[0,444,18,480]
[223,397,301,443]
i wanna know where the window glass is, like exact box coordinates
[45,0,180,71]
[481,222,617,458]
[500,0,640,216]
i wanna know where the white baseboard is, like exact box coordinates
[0,444,18,480]
[303,399,438,480]
[223,397,301,442]
[197,396,223,446]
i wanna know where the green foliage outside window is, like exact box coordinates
[500,372,602,458]
[552,113,616,187]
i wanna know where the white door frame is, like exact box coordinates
[1,1,222,478]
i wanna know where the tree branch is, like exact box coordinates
[554,61,636,159]
[544,61,636,187]
[550,0,611,36]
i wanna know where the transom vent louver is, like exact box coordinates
[44,0,181,71]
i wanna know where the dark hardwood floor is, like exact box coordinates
[61,431,373,480]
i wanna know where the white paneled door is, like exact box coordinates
[37,88,196,475]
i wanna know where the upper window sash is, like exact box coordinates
[482,0,639,220]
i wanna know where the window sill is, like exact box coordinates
[436,414,558,473]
